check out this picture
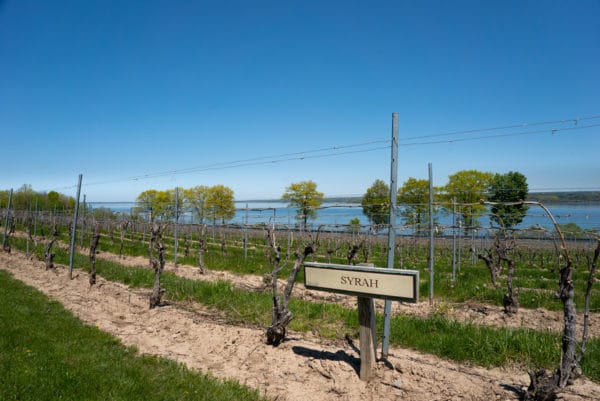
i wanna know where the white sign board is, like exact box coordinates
[304,262,419,303]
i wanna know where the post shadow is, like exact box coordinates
[292,346,361,376]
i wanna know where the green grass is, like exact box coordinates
[389,313,560,368]
[0,270,264,401]
[7,235,600,382]
[27,221,599,312]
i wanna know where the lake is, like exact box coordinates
[89,201,600,234]
[230,202,600,234]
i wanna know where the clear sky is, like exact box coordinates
[1,1,599,202]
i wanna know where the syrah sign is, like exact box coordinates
[304,262,419,303]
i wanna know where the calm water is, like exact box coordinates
[90,201,600,234]
[231,202,600,233]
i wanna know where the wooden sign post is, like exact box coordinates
[304,262,419,380]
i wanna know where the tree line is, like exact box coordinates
[361,170,529,231]
[1,169,529,230]
[134,185,235,224]
[0,184,75,212]
[274,170,529,232]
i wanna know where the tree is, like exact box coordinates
[183,185,209,223]
[361,179,389,225]
[348,217,361,234]
[90,207,119,222]
[282,181,324,229]
[0,185,73,212]
[0,190,9,209]
[134,189,172,221]
[488,171,529,229]
[164,187,185,221]
[13,184,35,210]
[444,170,493,228]
[38,190,75,211]
[397,177,437,234]
[206,185,235,224]
[135,190,160,221]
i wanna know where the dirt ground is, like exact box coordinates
[1,250,599,401]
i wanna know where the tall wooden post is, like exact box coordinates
[358,296,376,380]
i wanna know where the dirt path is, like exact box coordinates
[1,251,598,401]
[95,250,600,338]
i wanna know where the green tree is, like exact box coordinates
[135,189,170,221]
[1,186,74,212]
[183,185,210,223]
[46,191,62,210]
[282,181,324,229]
[13,184,35,210]
[348,217,361,234]
[135,189,158,221]
[90,207,119,221]
[164,187,185,221]
[444,169,494,228]
[487,171,529,228]
[556,223,596,239]
[361,179,390,225]
[0,190,8,208]
[206,185,235,224]
[397,177,437,234]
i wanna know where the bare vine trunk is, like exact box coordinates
[221,237,227,256]
[183,232,190,257]
[347,237,365,265]
[197,224,207,274]
[89,224,100,286]
[3,215,13,253]
[556,258,578,387]
[497,235,518,315]
[109,224,116,246]
[44,230,58,270]
[473,234,518,314]
[118,221,129,258]
[25,217,32,256]
[502,255,519,315]
[475,249,501,286]
[325,238,339,264]
[266,227,315,346]
[149,224,166,309]
[524,257,577,401]
[577,241,599,365]
[521,203,597,400]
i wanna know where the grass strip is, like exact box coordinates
[0,270,264,401]
[63,228,600,312]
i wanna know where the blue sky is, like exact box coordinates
[1,1,599,202]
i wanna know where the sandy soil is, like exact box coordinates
[1,251,599,401]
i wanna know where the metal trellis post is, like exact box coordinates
[2,188,13,249]
[382,112,398,358]
[68,174,82,279]
[452,196,457,284]
[428,163,434,305]
[174,187,179,266]
[80,194,86,247]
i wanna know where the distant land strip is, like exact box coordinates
[241,191,600,204]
